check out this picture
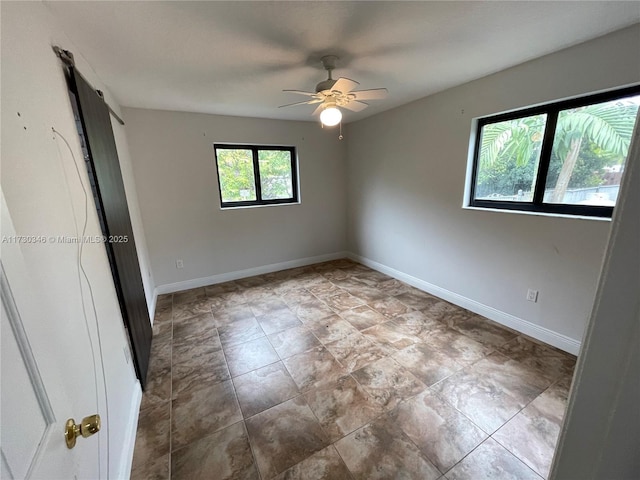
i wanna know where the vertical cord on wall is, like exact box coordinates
[53,127,110,479]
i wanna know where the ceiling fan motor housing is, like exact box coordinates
[315,78,337,93]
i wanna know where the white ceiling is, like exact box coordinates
[45,1,640,123]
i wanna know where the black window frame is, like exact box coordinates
[469,84,640,218]
[214,144,299,208]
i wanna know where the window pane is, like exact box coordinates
[543,95,640,206]
[216,149,256,202]
[474,114,547,202]
[258,150,294,200]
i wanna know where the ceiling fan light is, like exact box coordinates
[320,106,342,126]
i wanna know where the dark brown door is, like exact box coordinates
[70,67,152,387]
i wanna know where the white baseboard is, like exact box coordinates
[348,252,581,355]
[118,381,142,480]
[156,251,349,295]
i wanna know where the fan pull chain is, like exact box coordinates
[339,121,344,140]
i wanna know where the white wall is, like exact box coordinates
[346,24,640,351]
[1,2,147,476]
[123,108,348,290]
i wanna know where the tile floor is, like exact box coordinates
[130,259,576,480]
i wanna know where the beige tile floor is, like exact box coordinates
[130,259,576,480]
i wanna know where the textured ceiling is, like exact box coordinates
[44,1,640,123]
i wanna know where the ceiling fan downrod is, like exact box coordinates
[316,55,339,93]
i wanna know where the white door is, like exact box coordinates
[1,197,106,480]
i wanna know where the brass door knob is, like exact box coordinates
[65,414,101,449]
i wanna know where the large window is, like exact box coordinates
[470,86,640,218]
[214,144,298,208]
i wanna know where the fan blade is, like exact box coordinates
[351,88,388,101]
[282,89,317,96]
[312,103,325,116]
[343,101,369,112]
[278,100,317,108]
[331,77,359,94]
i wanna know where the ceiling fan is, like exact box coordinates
[279,55,388,128]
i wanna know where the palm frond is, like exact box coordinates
[480,123,513,166]
[556,103,638,156]
[480,116,545,167]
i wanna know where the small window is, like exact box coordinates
[214,144,298,208]
[470,86,640,218]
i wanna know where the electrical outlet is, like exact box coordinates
[527,289,539,303]
[176,259,184,269]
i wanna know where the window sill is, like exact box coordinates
[220,201,301,211]
[462,205,612,222]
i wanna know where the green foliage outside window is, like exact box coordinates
[215,146,297,206]
[476,97,639,204]
[216,149,256,202]
[258,150,294,200]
